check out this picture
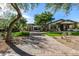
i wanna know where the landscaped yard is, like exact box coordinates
[71,32,79,36]
[54,36,79,51]
[45,31,79,36]
[45,32,63,36]
[0,3,79,56]
[12,31,30,37]
[45,31,79,52]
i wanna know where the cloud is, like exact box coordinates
[22,14,34,23]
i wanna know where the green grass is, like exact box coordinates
[45,32,63,36]
[71,32,79,36]
[12,32,30,37]
[46,31,79,36]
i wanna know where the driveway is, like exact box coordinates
[2,31,79,56]
[44,35,79,56]
[16,32,79,56]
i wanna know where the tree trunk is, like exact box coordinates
[43,24,48,32]
[5,3,22,42]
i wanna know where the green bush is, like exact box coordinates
[71,32,79,36]
[47,32,62,34]
[12,32,30,37]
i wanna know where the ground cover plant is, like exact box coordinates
[71,32,79,36]
[12,32,30,37]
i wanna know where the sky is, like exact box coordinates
[0,3,79,23]
[22,3,79,24]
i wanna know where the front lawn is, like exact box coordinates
[45,31,79,36]
[12,31,30,37]
[45,32,63,36]
[71,32,79,36]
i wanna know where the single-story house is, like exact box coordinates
[27,24,41,31]
[27,19,79,31]
[48,19,79,31]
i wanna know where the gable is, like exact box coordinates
[51,19,77,24]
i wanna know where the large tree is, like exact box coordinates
[45,3,79,14]
[5,3,22,42]
[0,3,39,42]
[14,17,27,32]
[34,11,54,31]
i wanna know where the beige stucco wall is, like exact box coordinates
[77,23,79,28]
[69,25,73,29]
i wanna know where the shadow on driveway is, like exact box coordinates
[6,42,34,56]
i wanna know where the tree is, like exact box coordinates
[34,11,53,31]
[45,3,79,14]
[5,3,39,42]
[0,19,8,29]
[5,3,22,42]
[14,17,27,32]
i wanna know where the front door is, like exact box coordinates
[65,25,69,31]
[60,24,69,31]
[60,24,64,31]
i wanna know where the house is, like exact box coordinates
[27,24,41,31]
[27,19,79,32]
[48,19,79,31]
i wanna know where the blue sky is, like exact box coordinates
[23,3,79,23]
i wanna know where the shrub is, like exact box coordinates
[71,32,79,36]
[12,32,30,37]
[47,31,62,34]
